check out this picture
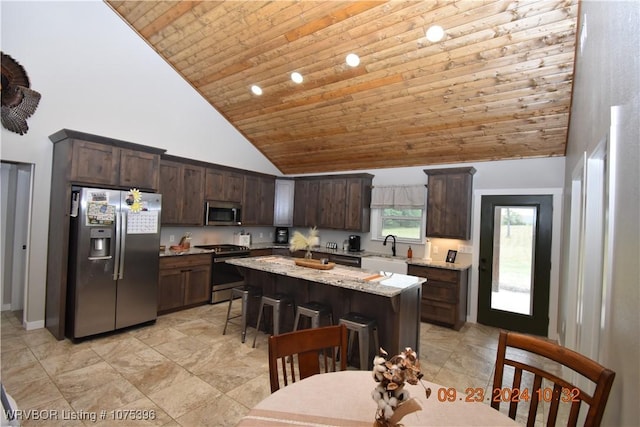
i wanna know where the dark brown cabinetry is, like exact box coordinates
[407,264,469,330]
[242,174,275,226]
[293,179,320,228]
[158,254,211,314]
[159,156,205,226]
[293,174,373,232]
[69,139,160,191]
[424,167,476,239]
[345,177,372,232]
[319,178,346,229]
[205,167,244,203]
[250,248,273,257]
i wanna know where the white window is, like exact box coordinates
[370,185,426,244]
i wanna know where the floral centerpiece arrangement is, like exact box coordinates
[371,347,431,426]
[289,227,319,258]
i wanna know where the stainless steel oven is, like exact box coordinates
[195,244,250,303]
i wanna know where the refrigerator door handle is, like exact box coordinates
[118,211,127,279]
[113,209,122,280]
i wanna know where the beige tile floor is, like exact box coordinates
[1,304,557,426]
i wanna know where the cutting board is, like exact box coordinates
[294,259,336,270]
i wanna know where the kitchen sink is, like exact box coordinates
[361,256,408,274]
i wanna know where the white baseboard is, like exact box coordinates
[24,319,45,330]
[1,304,11,311]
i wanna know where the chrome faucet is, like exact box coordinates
[383,234,396,256]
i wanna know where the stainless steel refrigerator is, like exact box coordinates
[67,186,162,339]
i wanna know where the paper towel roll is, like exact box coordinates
[424,241,432,262]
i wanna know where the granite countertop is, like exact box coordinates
[159,247,214,257]
[406,258,472,271]
[249,243,471,271]
[226,255,425,298]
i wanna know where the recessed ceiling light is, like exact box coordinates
[291,72,303,84]
[426,25,445,42]
[345,53,360,67]
[251,85,263,96]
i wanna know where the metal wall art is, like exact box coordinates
[1,52,41,135]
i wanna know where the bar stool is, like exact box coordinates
[223,285,262,343]
[252,293,295,348]
[293,301,333,330]
[339,313,380,370]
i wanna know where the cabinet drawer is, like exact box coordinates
[160,254,211,270]
[422,282,457,303]
[424,267,458,283]
[250,248,272,257]
[421,300,456,325]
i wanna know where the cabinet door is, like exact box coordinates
[184,265,211,305]
[242,174,260,225]
[259,176,275,225]
[70,140,119,186]
[119,149,159,191]
[205,168,224,200]
[181,164,205,225]
[159,161,181,224]
[293,180,319,227]
[318,179,346,229]
[225,172,245,202]
[345,177,371,232]
[426,174,447,237]
[444,173,473,239]
[158,268,185,312]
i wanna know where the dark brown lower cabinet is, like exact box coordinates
[158,254,211,314]
[407,264,469,330]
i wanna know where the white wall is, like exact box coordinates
[559,1,640,425]
[0,0,279,327]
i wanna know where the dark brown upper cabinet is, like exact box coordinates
[293,174,372,232]
[205,167,244,203]
[64,138,160,191]
[293,179,320,228]
[242,173,275,226]
[159,156,205,226]
[424,167,476,240]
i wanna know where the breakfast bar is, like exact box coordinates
[226,256,425,356]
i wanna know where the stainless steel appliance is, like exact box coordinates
[67,187,162,339]
[348,234,362,252]
[195,244,250,303]
[205,201,242,226]
[275,227,289,244]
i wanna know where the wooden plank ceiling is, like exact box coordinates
[106,0,578,174]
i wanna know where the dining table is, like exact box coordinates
[236,370,520,426]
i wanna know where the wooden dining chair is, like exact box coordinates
[268,324,348,393]
[492,330,615,427]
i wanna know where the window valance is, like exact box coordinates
[371,185,426,209]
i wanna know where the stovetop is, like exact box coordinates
[195,244,250,255]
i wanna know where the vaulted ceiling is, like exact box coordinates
[106,0,578,174]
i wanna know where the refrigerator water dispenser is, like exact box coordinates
[89,228,111,259]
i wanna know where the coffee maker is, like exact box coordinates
[348,235,361,252]
[275,227,289,244]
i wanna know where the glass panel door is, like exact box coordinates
[490,206,537,316]
[477,195,552,336]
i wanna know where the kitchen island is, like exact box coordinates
[226,256,424,357]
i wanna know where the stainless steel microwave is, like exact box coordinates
[205,201,242,226]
